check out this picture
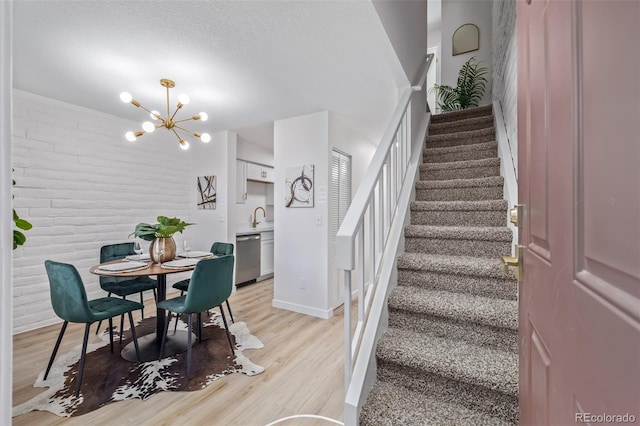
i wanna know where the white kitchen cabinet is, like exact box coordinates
[246,162,274,183]
[259,231,274,277]
[236,160,247,204]
[266,183,274,206]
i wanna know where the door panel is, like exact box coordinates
[527,0,551,258]
[518,0,640,424]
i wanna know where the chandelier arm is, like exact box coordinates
[169,106,183,122]
[173,124,196,134]
[171,128,185,142]
[173,117,198,124]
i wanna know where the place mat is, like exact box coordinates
[125,253,151,261]
[98,261,148,272]
[161,258,200,269]
[177,251,214,259]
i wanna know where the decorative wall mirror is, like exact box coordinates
[452,23,479,56]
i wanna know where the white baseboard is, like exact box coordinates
[272,299,334,319]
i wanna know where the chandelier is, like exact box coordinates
[120,78,210,150]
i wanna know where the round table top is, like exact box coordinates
[89,258,196,278]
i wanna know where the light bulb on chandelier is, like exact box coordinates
[120,79,210,150]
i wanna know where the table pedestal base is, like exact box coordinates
[121,330,197,363]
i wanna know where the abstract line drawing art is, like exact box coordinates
[197,175,216,210]
[285,164,314,208]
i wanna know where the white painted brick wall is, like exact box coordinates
[12,90,194,334]
[492,0,518,175]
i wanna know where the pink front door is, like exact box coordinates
[517,0,640,424]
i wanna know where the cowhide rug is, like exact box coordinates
[13,312,264,418]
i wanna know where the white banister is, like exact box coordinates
[337,54,432,424]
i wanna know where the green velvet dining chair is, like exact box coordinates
[172,242,235,329]
[95,242,158,339]
[158,255,235,379]
[43,260,143,397]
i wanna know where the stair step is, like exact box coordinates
[430,105,493,124]
[376,327,519,397]
[405,225,512,258]
[411,199,507,227]
[397,252,517,299]
[424,141,498,163]
[429,114,495,135]
[389,286,518,332]
[415,176,504,202]
[360,379,515,425]
[420,157,501,180]
[427,127,495,149]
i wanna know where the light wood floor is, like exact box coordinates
[12,279,346,425]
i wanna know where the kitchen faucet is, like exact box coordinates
[252,206,266,228]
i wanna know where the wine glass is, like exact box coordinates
[183,239,191,258]
[133,240,143,262]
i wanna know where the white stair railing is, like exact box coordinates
[336,54,433,424]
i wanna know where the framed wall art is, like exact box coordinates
[196,175,216,209]
[285,164,314,208]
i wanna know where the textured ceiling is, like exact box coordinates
[12,1,408,148]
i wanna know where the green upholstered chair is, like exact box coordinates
[43,260,143,397]
[158,255,235,379]
[172,242,235,324]
[95,242,158,338]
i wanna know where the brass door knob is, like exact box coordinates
[509,204,523,228]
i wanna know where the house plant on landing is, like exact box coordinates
[432,56,488,112]
[131,216,193,263]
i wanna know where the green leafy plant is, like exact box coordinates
[130,216,193,241]
[432,56,488,112]
[13,174,33,249]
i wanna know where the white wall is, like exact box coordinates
[492,0,518,175]
[237,138,274,166]
[189,130,235,252]
[372,0,428,146]
[1,1,13,419]
[273,111,331,318]
[11,90,200,333]
[441,0,493,106]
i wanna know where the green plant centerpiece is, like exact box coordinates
[131,216,193,263]
[432,56,488,112]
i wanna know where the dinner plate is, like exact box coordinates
[98,261,148,272]
[161,258,200,269]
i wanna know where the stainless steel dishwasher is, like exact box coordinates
[235,234,261,286]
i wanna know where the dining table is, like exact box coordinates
[90,256,203,362]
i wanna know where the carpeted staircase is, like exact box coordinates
[360,105,519,425]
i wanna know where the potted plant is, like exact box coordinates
[131,216,193,263]
[432,56,488,112]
